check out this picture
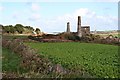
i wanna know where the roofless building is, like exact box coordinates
[66,16,90,37]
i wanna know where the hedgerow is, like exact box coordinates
[2,39,92,78]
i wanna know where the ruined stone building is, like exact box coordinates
[81,26,90,36]
[66,16,90,37]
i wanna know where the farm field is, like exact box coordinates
[25,42,119,78]
[95,32,120,38]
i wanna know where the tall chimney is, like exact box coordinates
[66,22,70,33]
[77,16,82,37]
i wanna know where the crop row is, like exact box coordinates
[25,42,120,78]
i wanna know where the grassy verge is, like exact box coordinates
[2,48,21,72]
[2,48,27,76]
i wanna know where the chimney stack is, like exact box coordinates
[66,22,70,33]
[77,16,82,37]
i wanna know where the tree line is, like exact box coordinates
[0,24,41,34]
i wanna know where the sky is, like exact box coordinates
[0,0,119,33]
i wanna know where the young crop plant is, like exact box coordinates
[25,42,119,78]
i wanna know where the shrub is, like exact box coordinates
[63,33,80,41]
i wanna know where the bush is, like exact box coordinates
[63,33,80,41]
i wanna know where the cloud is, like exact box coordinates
[92,15,118,30]
[56,8,96,23]
[53,8,96,29]
[31,3,40,11]
[0,6,3,11]
[27,3,41,21]
[44,8,118,32]
[74,8,95,17]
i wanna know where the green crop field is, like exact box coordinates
[25,42,119,78]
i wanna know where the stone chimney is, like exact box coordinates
[66,22,70,33]
[77,16,82,37]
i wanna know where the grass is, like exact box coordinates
[2,47,54,78]
[25,42,119,78]
[118,33,120,38]
[2,48,26,74]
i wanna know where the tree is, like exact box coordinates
[9,25,16,34]
[14,24,24,34]
[2,24,38,34]
[3,25,11,33]
[35,28,41,34]
[25,26,34,31]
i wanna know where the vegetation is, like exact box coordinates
[64,34,80,41]
[1,25,120,78]
[95,32,120,38]
[2,39,93,78]
[118,33,120,38]
[1,24,40,34]
[25,42,119,78]
[35,28,41,34]
[2,48,26,75]
[2,40,52,78]
[2,35,28,40]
